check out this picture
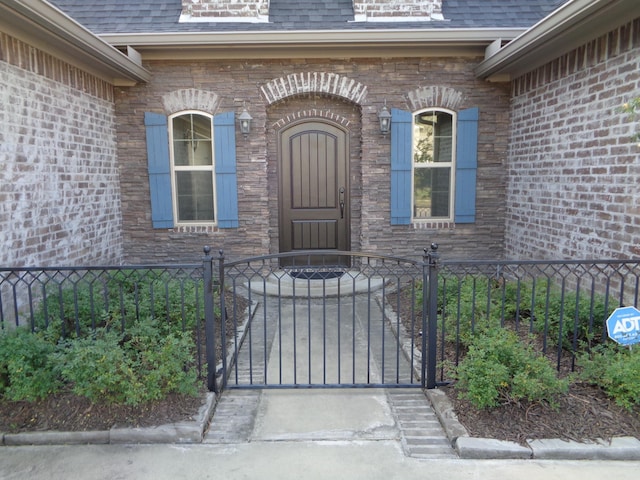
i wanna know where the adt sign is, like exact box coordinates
[606,306,640,346]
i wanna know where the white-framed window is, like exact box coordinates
[169,111,216,225]
[412,108,456,221]
[391,106,477,226]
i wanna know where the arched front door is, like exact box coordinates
[279,120,350,265]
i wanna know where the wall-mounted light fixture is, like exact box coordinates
[378,104,391,135]
[239,108,252,137]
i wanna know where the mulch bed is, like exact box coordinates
[0,390,206,433]
[387,288,640,444]
[0,291,248,435]
[445,382,640,445]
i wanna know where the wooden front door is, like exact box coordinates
[279,120,349,264]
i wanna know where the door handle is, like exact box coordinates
[339,187,345,219]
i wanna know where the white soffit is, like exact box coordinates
[476,0,640,80]
[99,28,526,60]
[0,0,150,85]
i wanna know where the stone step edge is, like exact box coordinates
[426,388,640,460]
[1,392,217,447]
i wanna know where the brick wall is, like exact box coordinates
[0,34,123,267]
[182,0,269,19]
[182,1,443,20]
[116,56,509,263]
[353,0,443,20]
[506,19,640,260]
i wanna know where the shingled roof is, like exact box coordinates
[49,0,567,34]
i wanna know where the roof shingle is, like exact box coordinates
[49,0,568,34]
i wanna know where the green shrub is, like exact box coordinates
[577,343,640,411]
[123,318,199,401]
[2,270,204,406]
[56,318,198,405]
[103,271,201,332]
[621,97,640,144]
[455,328,569,409]
[530,285,611,351]
[0,327,61,401]
[35,282,110,341]
[430,275,613,352]
[437,276,504,345]
[35,271,203,342]
[55,329,141,404]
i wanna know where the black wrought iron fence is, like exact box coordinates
[2,246,639,395]
[0,262,210,380]
[429,245,640,385]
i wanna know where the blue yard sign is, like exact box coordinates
[606,306,640,346]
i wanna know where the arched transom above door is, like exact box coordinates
[271,109,353,131]
[261,72,368,105]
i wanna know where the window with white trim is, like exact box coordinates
[169,111,216,224]
[390,106,477,226]
[412,109,455,221]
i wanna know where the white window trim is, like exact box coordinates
[168,110,218,227]
[411,107,457,223]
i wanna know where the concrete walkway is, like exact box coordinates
[208,287,456,458]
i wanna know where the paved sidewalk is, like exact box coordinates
[1,443,640,480]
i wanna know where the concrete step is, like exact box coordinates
[246,270,385,298]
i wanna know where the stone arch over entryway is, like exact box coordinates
[260,72,368,106]
[161,88,220,114]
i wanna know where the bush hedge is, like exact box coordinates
[0,273,202,405]
[454,328,569,409]
[416,275,639,410]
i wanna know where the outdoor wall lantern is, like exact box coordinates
[378,104,392,135]
[239,108,253,137]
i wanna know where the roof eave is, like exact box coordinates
[99,28,527,60]
[475,0,640,80]
[0,0,151,85]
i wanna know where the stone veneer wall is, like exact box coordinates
[0,33,123,267]
[506,19,640,260]
[116,56,509,263]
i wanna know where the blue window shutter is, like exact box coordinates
[144,112,174,229]
[455,107,479,223]
[214,111,239,228]
[390,108,413,225]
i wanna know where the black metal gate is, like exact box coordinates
[205,248,438,392]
